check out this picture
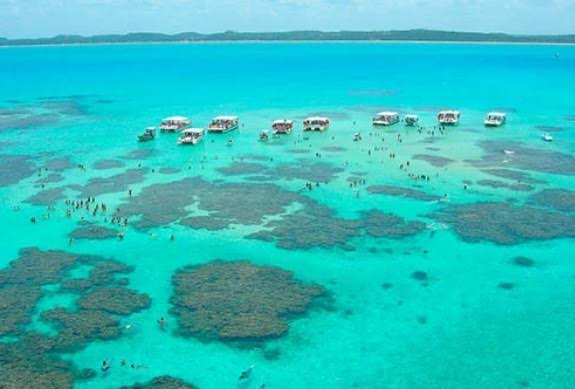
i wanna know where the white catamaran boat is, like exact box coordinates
[404,114,420,126]
[303,117,330,132]
[438,111,461,125]
[272,119,294,135]
[372,112,400,127]
[484,112,507,127]
[137,127,156,142]
[207,116,239,134]
[159,116,191,133]
[177,128,205,145]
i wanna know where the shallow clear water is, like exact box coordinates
[1,42,575,389]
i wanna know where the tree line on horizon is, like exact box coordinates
[2,29,575,46]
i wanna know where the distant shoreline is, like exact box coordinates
[2,29,575,48]
[1,39,575,49]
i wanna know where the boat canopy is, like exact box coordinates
[438,110,460,116]
[376,112,399,117]
[404,114,419,119]
[273,119,293,125]
[182,128,205,135]
[304,116,329,122]
[162,116,189,123]
[487,112,506,119]
[213,116,238,121]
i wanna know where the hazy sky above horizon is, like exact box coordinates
[0,0,573,39]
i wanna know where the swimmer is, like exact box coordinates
[101,360,110,372]
[239,365,255,381]
[157,317,167,329]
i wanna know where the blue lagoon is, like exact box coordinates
[0,42,575,388]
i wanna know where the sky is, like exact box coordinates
[0,0,574,39]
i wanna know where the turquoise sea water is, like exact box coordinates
[1,43,575,388]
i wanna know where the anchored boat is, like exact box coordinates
[303,117,330,132]
[207,116,239,133]
[438,110,461,125]
[137,127,156,142]
[177,128,205,145]
[272,119,293,135]
[484,112,507,127]
[373,112,400,127]
[159,116,191,133]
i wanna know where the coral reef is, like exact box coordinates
[170,261,328,344]
[430,202,575,245]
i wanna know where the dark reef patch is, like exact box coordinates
[476,180,534,192]
[36,173,65,185]
[287,148,311,154]
[118,376,199,389]
[217,162,269,176]
[122,149,157,160]
[362,211,426,239]
[498,282,515,290]
[529,189,575,212]
[413,154,454,167]
[535,125,563,133]
[69,224,120,240]
[70,168,147,197]
[121,177,301,230]
[480,169,545,185]
[0,248,150,386]
[26,187,67,206]
[322,146,347,153]
[92,159,126,170]
[78,287,150,315]
[170,261,329,345]
[44,157,74,172]
[367,185,440,202]
[0,154,36,186]
[158,167,181,175]
[430,202,575,245]
[469,140,575,176]
[511,256,536,268]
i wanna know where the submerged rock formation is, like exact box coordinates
[170,261,329,345]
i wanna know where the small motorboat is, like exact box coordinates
[259,130,269,142]
[541,133,553,142]
[404,114,420,126]
[353,132,362,142]
[227,138,234,147]
[138,127,156,142]
[485,112,507,127]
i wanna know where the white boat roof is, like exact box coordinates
[182,128,204,134]
[273,119,293,124]
[163,116,189,122]
[304,116,329,121]
[487,112,506,117]
[213,115,238,121]
[376,111,399,116]
[145,127,156,130]
[404,114,419,118]
[438,110,460,115]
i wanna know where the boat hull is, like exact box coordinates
[207,125,239,134]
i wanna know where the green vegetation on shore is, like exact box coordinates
[2,29,575,46]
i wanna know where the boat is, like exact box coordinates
[259,130,269,142]
[484,112,507,127]
[372,112,400,127]
[303,117,330,132]
[177,128,205,145]
[542,133,553,142]
[437,111,461,125]
[207,116,239,133]
[137,127,156,142]
[353,132,362,142]
[272,119,293,135]
[404,114,420,126]
[159,116,191,133]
